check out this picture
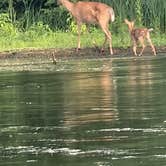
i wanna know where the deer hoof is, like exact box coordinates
[100,49,105,55]
[76,48,81,52]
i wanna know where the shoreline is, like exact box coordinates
[0,46,166,60]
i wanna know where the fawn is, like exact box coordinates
[57,0,115,55]
[124,19,156,56]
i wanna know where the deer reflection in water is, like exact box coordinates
[62,72,118,128]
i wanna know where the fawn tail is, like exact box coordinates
[148,28,154,32]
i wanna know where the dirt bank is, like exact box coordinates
[0,46,166,60]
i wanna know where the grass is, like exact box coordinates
[0,13,165,52]
[0,28,165,52]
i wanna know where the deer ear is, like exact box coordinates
[124,19,129,24]
[130,20,134,25]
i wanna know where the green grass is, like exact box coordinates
[0,29,165,52]
[0,12,165,52]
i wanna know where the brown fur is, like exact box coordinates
[124,19,156,56]
[58,0,115,55]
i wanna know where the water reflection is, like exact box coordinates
[0,56,166,166]
[113,58,166,122]
[63,72,118,128]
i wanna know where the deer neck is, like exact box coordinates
[60,0,74,13]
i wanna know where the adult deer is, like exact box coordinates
[57,0,115,55]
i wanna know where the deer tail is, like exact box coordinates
[148,28,153,32]
[109,8,115,22]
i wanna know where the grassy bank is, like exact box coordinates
[0,13,165,52]
[0,0,165,53]
[0,28,166,52]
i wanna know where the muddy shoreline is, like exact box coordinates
[0,46,166,60]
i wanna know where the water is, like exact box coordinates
[0,55,166,166]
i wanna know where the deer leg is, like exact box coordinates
[107,31,113,55]
[77,24,81,51]
[132,41,137,56]
[98,17,113,55]
[146,34,156,56]
[101,27,113,55]
[101,34,108,54]
[139,38,145,56]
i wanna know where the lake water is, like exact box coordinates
[0,55,166,166]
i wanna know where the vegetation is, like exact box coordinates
[0,0,165,51]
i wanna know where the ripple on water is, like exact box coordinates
[86,127,166,133]
[2,146,131,156]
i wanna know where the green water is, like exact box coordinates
[0,56,166,166]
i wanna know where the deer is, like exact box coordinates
[124,19,156,56]
[57,0,115,55]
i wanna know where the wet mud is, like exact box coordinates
[0,46,165,60]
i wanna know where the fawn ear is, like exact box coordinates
[124,19,129,24]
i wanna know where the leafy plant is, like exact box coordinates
[23,21,52,41]
[0,13,18,37]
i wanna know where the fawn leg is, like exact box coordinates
[146,34,156,56]
[138,38,145,56]
[132,40,137,56]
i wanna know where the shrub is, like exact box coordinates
[0,13,18,37]
[23,21,53,40]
